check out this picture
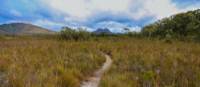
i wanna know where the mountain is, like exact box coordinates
[93,28,112,34]
[0,23,55,35]
[142,9,200,40]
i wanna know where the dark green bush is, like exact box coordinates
[58,27,91,41]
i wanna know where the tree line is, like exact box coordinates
[142,9,200,41]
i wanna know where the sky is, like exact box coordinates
[0,0,200,32]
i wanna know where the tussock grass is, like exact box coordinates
[0,39,105,87]
[0,37,200,87]
[99,38,200,87]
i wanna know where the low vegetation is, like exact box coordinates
[99,38,200,87]
[0,39,105,87]
[0,36,200,87]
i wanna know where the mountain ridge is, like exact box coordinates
[93,28,112,34]
[0,23,55,35]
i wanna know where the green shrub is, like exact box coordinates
[58,27,91,41]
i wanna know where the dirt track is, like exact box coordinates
[81,53,112,87]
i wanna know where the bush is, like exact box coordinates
[58,27,91,41]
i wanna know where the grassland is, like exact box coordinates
[99,38,200,87]
[0,37,200,87]
[0,38,105,87]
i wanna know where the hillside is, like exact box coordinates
[0,23,55,35]
[142,9,200,40]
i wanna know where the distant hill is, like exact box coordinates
[0,23,55,35]
[0,29,9,35]
[93,28,112,34]
[142,9,200,40]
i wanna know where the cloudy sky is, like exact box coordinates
[0,0,200,32]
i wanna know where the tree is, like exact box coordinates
[141,9,200,41]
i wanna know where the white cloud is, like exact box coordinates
[42,0,200,21]
[39,0,200,32]
[143,0,179,19]
[127,0,180,20]
[88,0,131,12]
[42,0,131,21]
[33,19,65,30]
[34,20,64,27]
[71,26,95,32]
[43,0,91,20]
[130,0,200,20]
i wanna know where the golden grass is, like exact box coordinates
[99,38,200,87]
[0,39,105,87]
[0,37,200,87]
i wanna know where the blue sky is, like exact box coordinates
[0,0,200,32]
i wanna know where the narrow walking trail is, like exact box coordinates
[80,53,112,87]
